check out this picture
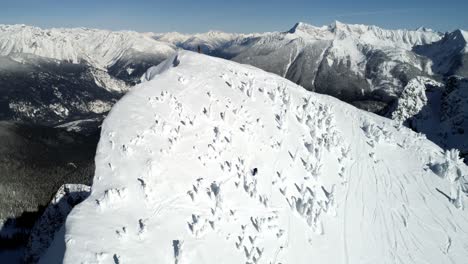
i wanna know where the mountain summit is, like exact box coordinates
[42,51,468,263]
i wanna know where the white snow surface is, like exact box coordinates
[0,24,176,69]
[47,51,468,264]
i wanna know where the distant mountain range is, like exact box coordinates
[0,25,175,132]
[1,21,465,157]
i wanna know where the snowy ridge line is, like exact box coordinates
[155,20,444,52]
[41,51,468,264]
[287,21,443,48]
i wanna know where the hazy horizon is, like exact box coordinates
[1,0,467,34]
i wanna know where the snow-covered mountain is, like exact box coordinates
[0,22,462,131]
[0,24,177,130]
[0,54,125,128]
[42,52,468,263]
[157,21,443,113]
[0,24,175,74]
[155,22,468,163]
[232,21,443,111]
[153,31,262,58]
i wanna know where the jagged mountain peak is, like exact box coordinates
[415,26,434,32]
[449,29,468,43]
[328,20,348,31]
[286,21,442,47]
[288,21,329,34]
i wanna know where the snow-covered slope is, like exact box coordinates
[43,51,468,263]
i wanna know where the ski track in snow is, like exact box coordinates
[42,51,468,264]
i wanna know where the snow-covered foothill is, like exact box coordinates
[42,51,468,263]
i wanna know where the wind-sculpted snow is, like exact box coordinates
[43,51,468,263]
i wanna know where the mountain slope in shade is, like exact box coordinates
[0,54,125,128]
[43,52,468,263]
[24,184,90,264]
[414,29,468,77]
[0,24,177,129]
[388,76,468,162]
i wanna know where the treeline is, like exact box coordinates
[0,121,98,248]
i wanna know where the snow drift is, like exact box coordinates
[43,51,468,263]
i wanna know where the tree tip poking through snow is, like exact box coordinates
[43,51,468,263]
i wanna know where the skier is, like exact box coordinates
[252,168,258,176]
[197,45,201,54]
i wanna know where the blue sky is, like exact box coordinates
[1,0,467,33]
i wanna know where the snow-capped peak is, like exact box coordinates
[450,29,468,45]
[288,21,322,33]
[328,20,347,31]
[415,26,434,32]
[286,21,442,48]
[42,51,468,264]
